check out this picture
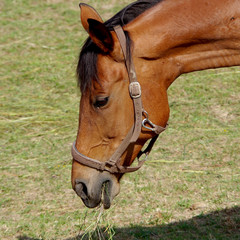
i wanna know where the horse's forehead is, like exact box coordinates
[96,54,126,85]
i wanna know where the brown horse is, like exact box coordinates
[71,0,240,209]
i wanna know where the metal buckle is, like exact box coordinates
[142,110,156,131]
[129,82,141,99]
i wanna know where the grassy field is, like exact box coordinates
[1,0,239,239]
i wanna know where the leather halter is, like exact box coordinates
[71,25,167,173]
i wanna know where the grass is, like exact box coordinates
[0,0,239,239]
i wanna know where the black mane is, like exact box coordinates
[77,0,162,93]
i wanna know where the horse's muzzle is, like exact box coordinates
[74,173,120,209]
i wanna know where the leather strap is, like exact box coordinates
[113,25,142,143]
[72,139,146,173]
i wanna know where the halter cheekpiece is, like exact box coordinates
[71,25,168,173]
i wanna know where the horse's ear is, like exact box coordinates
[79,3,114,52]
[79,3,103,32]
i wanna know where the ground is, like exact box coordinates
[0,0,239,239]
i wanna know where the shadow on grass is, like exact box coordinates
[110,206,240,240]
[18,206,240,240]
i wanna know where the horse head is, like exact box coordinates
[71,3,169,209]
[71,0,240,209]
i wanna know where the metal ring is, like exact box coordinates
[142,118,155,131]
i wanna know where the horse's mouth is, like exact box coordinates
[102,181,112,209]
[75,179,113,209]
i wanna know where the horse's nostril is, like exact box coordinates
[75,181,88,200]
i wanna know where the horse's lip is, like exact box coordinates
[81,182,112,209]
[82,198,101,209]
[102,181,112,209]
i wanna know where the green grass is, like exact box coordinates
[1,0,239,239]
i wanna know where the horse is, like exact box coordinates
[71,0,240,209]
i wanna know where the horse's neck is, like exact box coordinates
[125,0,240,87]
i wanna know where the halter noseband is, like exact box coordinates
[71,25,167,174]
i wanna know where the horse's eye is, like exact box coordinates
[93,96,109,109]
